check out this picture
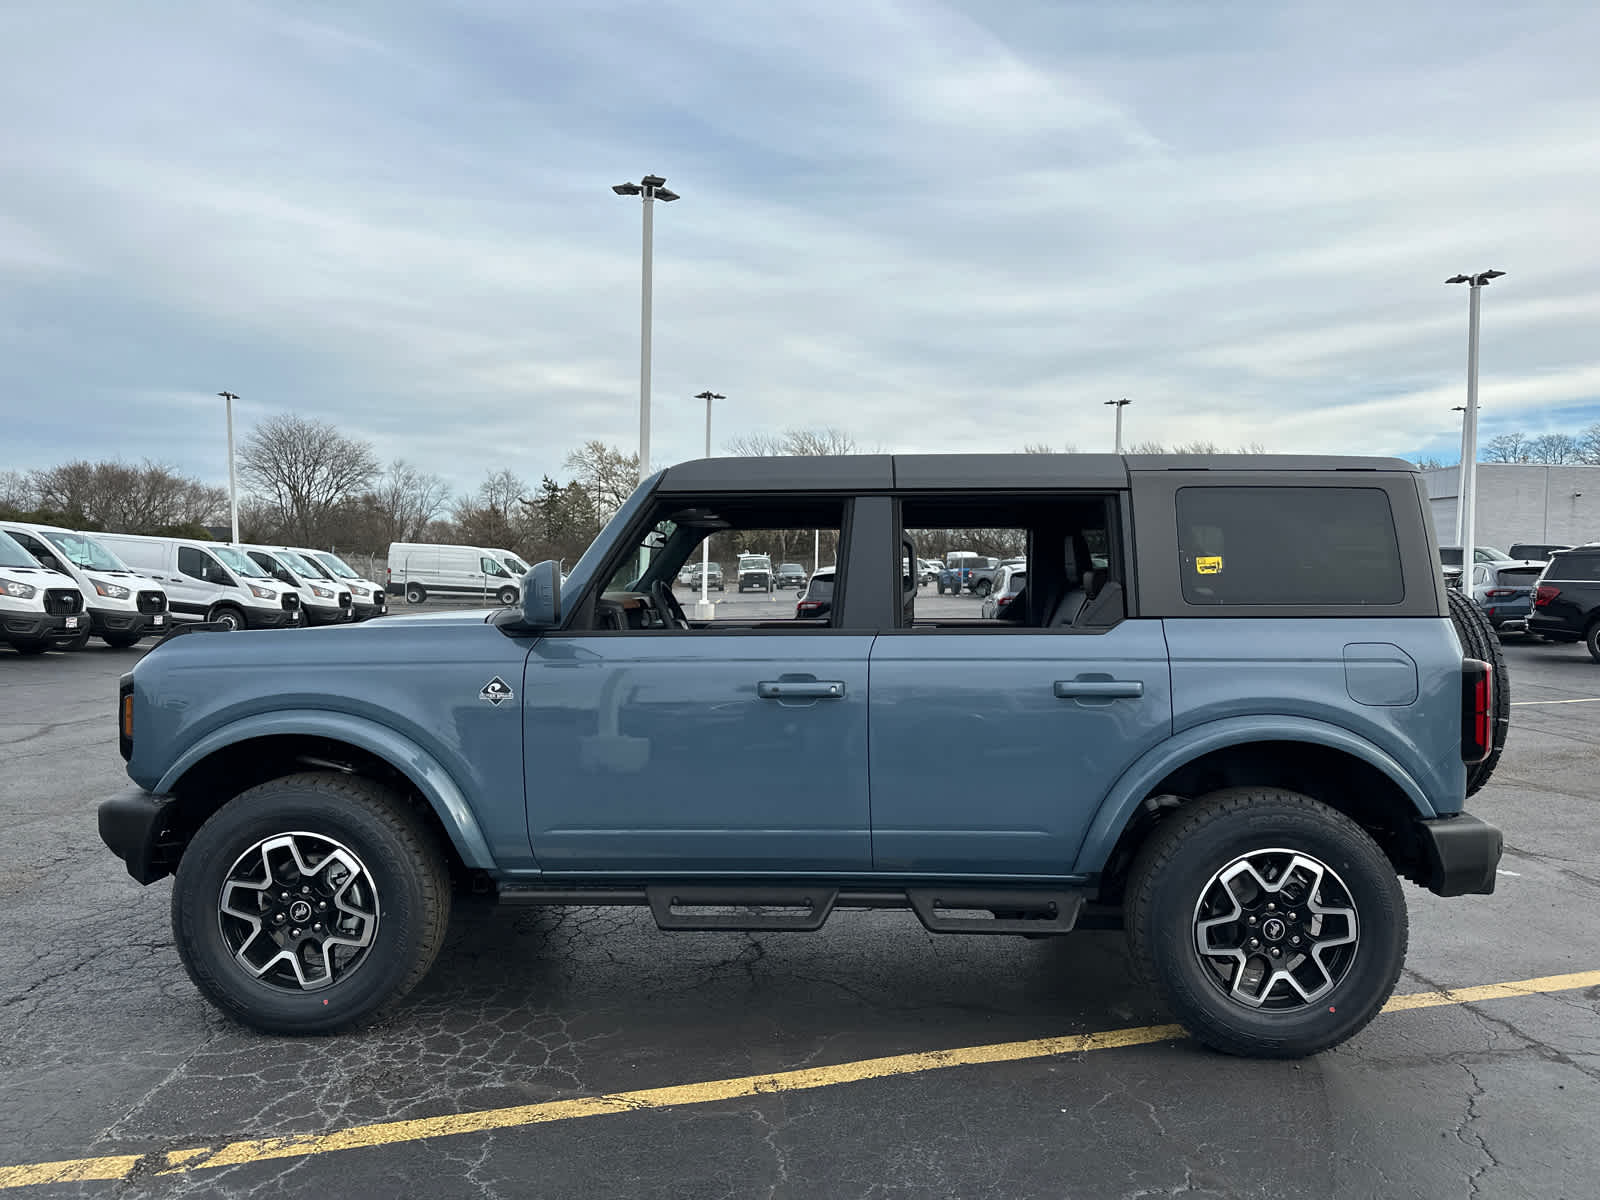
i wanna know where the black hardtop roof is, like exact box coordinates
[657,452,1418,494]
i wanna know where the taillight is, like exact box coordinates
[118,672,135,762]
[1534,584,1559,608]
[996,595,1011,606]
[1484,588,1514,598]
[1461,659,1492,765]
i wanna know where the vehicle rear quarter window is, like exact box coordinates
[1176,486,1404,606]
[1546,553,1600,581]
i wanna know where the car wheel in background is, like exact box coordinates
[10,640,50,656]
[1125,786,1406,1058]
[405,584,427,605]
[974,580,992,597]
[170,772,451,1034]
[208,605,245,632]
[497,586,518,606]
[1586,621,1600,664]
[102,632,143,649]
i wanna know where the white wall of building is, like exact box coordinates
[1422,464,1600,549]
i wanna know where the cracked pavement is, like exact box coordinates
[2,638,1598,1198]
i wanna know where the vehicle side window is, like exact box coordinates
[179,546,224,584]
[1548,554,1600,581]
[1176,486,1403,606]
[900,494,1122,631]
[9,530,60,570]
[1472,565,1489,585]
[481,557,508,577]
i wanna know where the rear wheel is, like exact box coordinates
[1126,787,1406,1058]
[1585,621,1600,664]
[405,583,427,604]
[974,579,992,597]
[171,772,451,1034]
[1447,587,1509,794]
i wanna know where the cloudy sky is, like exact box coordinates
[3,1,1597,496]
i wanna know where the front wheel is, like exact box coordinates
[171,772,451,1034]
[208,605,245,632]
[1125,787,1406,1058]
[497,586,518,606]
[1586,621,1600,664]
[54,627,93,651]
[103,631,144,649]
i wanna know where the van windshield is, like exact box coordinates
[213,546,270,578]
[313,552,360,580]
[42,531,129,572]
[0,531,35,570]
[502,554,529,574]
[276,550,321,578]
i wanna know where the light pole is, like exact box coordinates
[1105,398,1130,453]
[694,390,724,612]
[1452,405,1468,545]
[1446,270,1505,567]
[612,175,680,485]
[217,391,240,544]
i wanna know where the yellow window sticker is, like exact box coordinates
[1196,556,1223,575]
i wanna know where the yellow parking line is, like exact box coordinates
[3,967,1597,1191]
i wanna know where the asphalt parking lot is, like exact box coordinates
[2,613,1599,1199]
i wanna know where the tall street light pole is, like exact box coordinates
[1446,270,1505,568]
[1452,405,1468,544]
[612,175,680,485]
[217,391,240,544]
[694,390,724,612]
[1105,397,1130,453]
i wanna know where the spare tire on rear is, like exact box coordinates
[1447,586,1509,796]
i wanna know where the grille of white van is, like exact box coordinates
[281,594,300,612]
[136,591,166,613]
[45,589,84,615]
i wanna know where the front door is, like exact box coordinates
[523,634,875,873]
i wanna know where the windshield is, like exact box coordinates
[1476,547,1512,562]
[312,551,360,579]
[0,530,35,570]
[41,530,129,572]
[275,549,321,578]
[502,554,530,574]
[739,556,770,569]
[213,546,270,578]
[1438,548,1462,567]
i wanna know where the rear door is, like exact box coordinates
[870,492,1172,875]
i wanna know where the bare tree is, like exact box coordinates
[238,415,379,545]
[0,470,35,510]
[1022,442,1077,454]
[27,459,225,532]
[724,427,868,458]
[1482,433,1527,463]
[366,460,451,544]
[562,442,640,522]
[1526,433,1581,464]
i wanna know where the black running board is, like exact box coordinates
[495,883,1089,935]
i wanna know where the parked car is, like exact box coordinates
[100,452,1505,1060]
[688,561,724,591]
[795,566,834,619]
[1468,561,1544,635]
[917,558,940,585]
[1509,543,1572,562]
[289,548,387,621]
[96,534,299,630]
[1528,546,1600,658]
[0,521,169,648]
[241,545,353,626]
[386,542,520,605]
[0,528,87,654]
[776,562,807,589]
[979,564,1027,617]
[737,553,774,593]
[938,551,991,595]
[968,556,1022,598]
[1439,545,1513,590]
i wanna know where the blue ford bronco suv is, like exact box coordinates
[100,454,1506,1058]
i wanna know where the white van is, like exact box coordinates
[0,521,170,648]
[96,534,301,631]
[286,548,387,621]
[240,544,353,626]
[386,542,521,606]
[0,528,89,654]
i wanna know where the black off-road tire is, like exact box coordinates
[1447,586,1509,795]
[171,772,451,1034]
[1125,787,1407,1059]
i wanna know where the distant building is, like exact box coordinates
[1422,463,1600,549]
